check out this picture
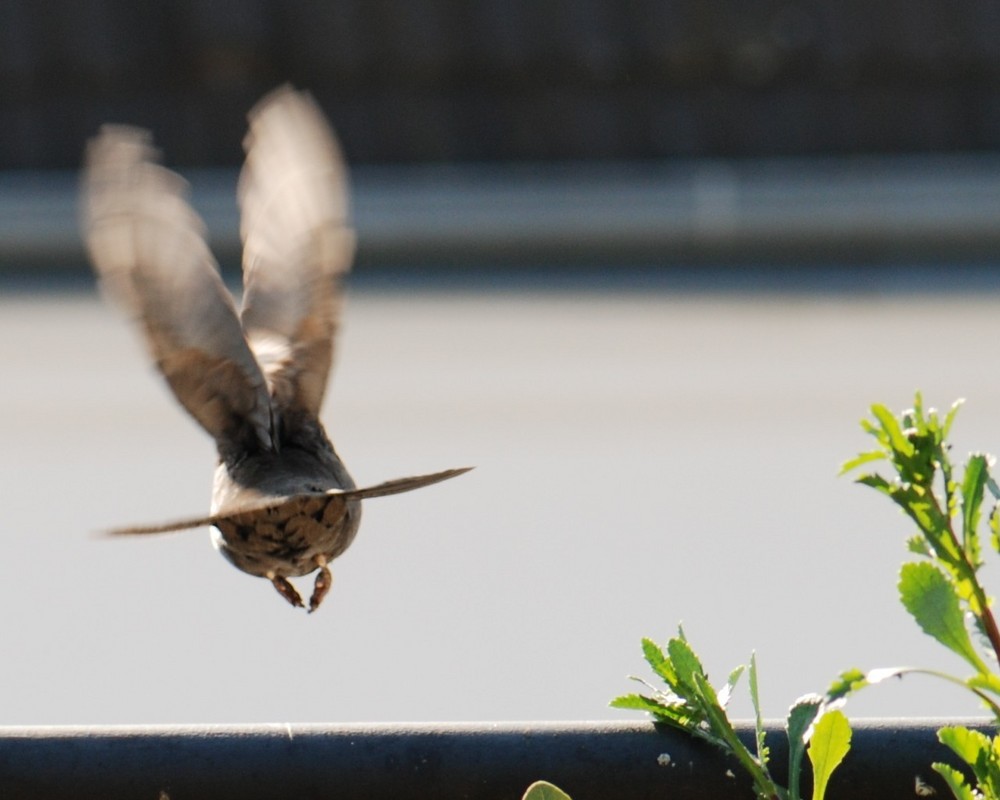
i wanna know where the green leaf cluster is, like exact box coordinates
[602,394,1000,800]
[842,396,1000,708]
[610,628,850,800]
[934,727,1000,800]
[841,395,1000,798]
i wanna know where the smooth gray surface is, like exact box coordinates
[0,285,998,725]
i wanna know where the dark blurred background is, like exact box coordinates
[5,0,1000,270]
[4,0,1000,168]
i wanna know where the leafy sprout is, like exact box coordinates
[839,395,1000,798]
[610,628,849,800]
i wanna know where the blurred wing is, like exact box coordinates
[332,467,474,500]
[103,515,217,536]
[82,126,273,450]
[238,86,356,418]
[102,467,473,536]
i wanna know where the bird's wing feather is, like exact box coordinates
[328,467,474,499]
[238,86,355,419]
[102,467,473,536]
[82,126,273,450]
[102,516,219,536]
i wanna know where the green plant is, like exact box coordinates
[522,781,572,800]
[606,395,1000,799]
[609,629,850,800]
[550,394,1000,799]
[836,394,1000,798]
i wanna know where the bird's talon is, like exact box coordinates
[271,574,305,608]
[308,564,333,613]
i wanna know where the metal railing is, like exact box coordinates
[0,718,988,799]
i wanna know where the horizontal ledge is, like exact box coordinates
[5,154,1000,271]
[0,718,990,800]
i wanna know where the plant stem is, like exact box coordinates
[712,722,782,800]
[928,490,1000,666]
[978,599,1000,667]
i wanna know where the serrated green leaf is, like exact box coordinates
[884,486,957,561]
[991,503,1000,554]
[938,726,1000,797]
[839,450,887,477]
[961,454,989,566]
[946,478,960,518]
[617,694,732,753]
[907,535,932,556]
[899,561,989,674]
[942,399,965,439]
[808,710,851,800]
[522,780,572,800]
[938,725,992,768]
[927,403,941,428]
[860,417,885,443]
[717,664,745,709]
[610,692,713,739]
[786,695,823,800]
[641,637,677,687]
[609,693,680,717]
[855,474,893,495]
[871,404,914,456]
[667,636,706,697]
[932,762,978,800]
[825,668,869,702]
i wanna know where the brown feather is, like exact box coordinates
[238,86,356,418]
[81,125,273,450]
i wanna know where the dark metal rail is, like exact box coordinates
[0,719,989,800]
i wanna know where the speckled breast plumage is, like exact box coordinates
[211,492,361,579]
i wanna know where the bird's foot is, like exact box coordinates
[269,573,305,609]
[308,559,332,613]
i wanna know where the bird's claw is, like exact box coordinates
[270,574,305,609]
[308,562,332,613]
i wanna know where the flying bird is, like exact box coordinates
[81,86,471,612]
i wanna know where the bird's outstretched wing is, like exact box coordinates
[237,85,356,419]
[329,467,474,500]
[82,126,273,451]
[103,467,474,535]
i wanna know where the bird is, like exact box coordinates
[81,85,471,612]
